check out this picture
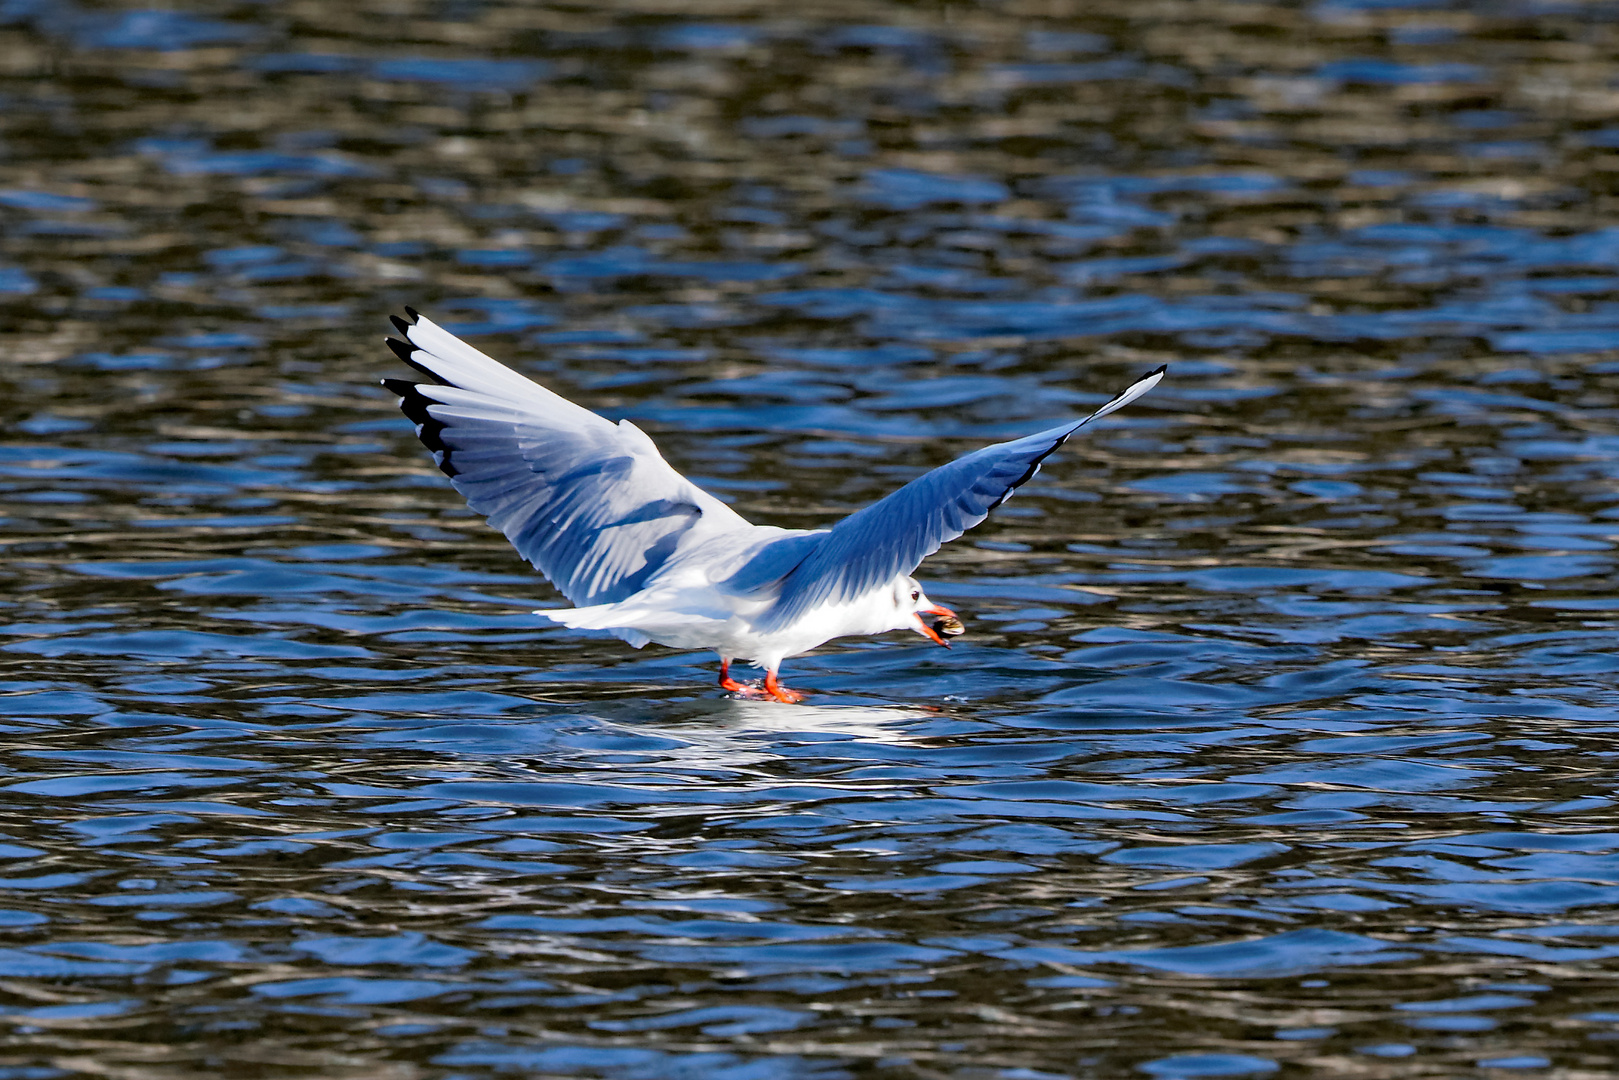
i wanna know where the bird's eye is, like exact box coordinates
[910,590,920,602]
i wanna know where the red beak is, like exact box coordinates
[917,605,958,648]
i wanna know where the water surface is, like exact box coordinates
[2,0,1619,1076]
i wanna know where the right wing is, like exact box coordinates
[751,366,1165,630]
[382,309,750,606]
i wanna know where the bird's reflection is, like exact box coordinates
[662,696,935,743]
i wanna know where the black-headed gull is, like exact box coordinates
[383,309,1163,702]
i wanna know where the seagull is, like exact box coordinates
[383,309,1163,702]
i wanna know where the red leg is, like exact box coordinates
[718,658,746,693]
[763,669,804,704]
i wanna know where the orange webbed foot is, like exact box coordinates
[718,662,805,703]
[719,661,769,699]
[763,671,804,704]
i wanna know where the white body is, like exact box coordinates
[544,529,944,672]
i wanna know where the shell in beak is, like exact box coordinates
[917,605,964,648]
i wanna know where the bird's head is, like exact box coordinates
[888,576,964,647]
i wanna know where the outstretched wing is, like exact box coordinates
[755,366,1164,629]
[382,309,750,606]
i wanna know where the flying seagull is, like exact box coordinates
[383,309,1164,702]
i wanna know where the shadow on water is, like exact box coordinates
[3,0,1619,1076]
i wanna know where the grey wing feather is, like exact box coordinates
[757,365,1165,629]
[383,311,750,606]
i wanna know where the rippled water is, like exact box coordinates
[4,0,1619,1076]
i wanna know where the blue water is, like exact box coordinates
[2,0,1619,1076]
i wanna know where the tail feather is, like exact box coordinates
[535,605,628,631]
[535,607,651,649]
[536,604,726,651]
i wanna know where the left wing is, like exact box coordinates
[382,309,751,606]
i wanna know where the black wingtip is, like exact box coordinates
[383,379,458,477]
[385,336,450,385]
[1147,363,1168,376]
[389,314,413,336]
[403,306,421,322]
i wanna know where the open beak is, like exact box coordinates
[916,604,964,648]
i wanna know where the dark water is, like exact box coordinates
[3,0,1619,1076]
